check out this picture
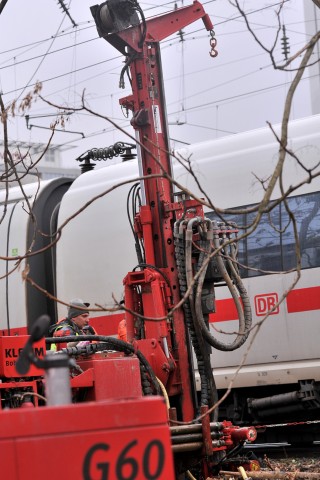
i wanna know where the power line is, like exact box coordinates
[14,12,67,101]
[162,0,291,44]
[56,0,77,28]
[168,74,313,116]
[0,23,95,56]
[183,122,236,134]
[1,0,312,132]
[33,33,307,107]
[15,74,314,147]
[1,0,297,100]
[43,63,125,99]
[0,0,188,58]
[3,22,303,101]
[0,38,98,71]
[213,0,290,27]
[2,56,122,96]
[167,65,270,109]
[165,37,311,110]
[52,120,132,149]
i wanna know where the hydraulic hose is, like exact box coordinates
[190,219,251,352]
[205,223,251,350]
[185,218,219,419]
[227,241,252,341]
[176,218,212,409]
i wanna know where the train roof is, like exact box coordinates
[174,114,320,160]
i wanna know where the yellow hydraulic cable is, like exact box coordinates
[186,470,197,480]
[156,376,170,410]
[155,377,200,480]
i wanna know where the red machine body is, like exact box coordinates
[72,354,142,400]
[0,336,45,378]
[0,397,174,480]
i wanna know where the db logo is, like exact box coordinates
[254,293,279,317]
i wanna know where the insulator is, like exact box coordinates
[121,148,137,161]
[80,160,96,174]
[86,143,136,161]
[281,24,290,61]
[76,142,136,171]
[56,0,77,27]
[113,142,125,155]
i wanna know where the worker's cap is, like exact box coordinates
[68,299,90,319]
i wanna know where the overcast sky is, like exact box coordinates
[0,0,316,167]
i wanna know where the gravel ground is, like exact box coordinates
[214,456,320,480]
[262,456,320,474]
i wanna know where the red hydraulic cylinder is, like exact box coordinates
[223,422,258,444]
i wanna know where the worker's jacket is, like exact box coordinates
[53,318,83,337]
[50,318,84,351]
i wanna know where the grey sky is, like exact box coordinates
[0,0,315,167]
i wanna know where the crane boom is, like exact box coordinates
[91,0,215,423]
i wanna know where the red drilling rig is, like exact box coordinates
[0,2,256,478]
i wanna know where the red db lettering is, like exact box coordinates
[254,293,279,317]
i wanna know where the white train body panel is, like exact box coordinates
[0,182,49,330]
[1,115,320,393]
[56,160,140,312]
[0,178,72,331]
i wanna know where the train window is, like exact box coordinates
[207,191,320,278]
[246,206,282,277]
[282,192,320,270]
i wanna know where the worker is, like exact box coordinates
[50,299,95,350]
[117,318,127,342]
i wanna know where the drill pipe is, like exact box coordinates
[171,431,222,444]
[170,422,223,435]
[172,440,226,453]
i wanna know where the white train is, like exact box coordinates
[1,114,320,438]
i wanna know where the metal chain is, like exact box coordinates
[209,29,218,58]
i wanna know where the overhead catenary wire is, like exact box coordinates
[167,0,291,40]
[1,0,299,97]
[0,38,99,71]
[30,36,306,115]
[0,4,304,62]
[56,0,77,28]
[168,74,314,116]
[5,74,313,152]
[2,42,306,109]
[12,71,313,151]
[34,48,273,107]
[0,0,312,157]
[0,24,96,57]
[1,0,307,134]
[4,47,312,122]
[14,6,70,101]
[0,3,304,64]
[2,56,123,96]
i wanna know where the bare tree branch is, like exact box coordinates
[0,0,9,15]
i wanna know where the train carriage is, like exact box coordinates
[1,114,320,438]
